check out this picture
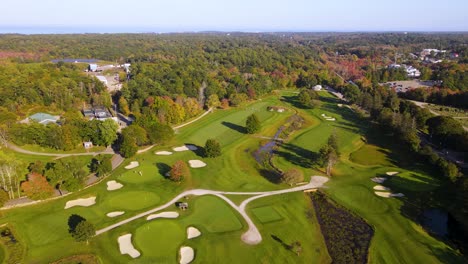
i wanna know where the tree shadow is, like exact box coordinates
[221,121,246,134]
[68,214,85,234]
[156,162,171,178]
[258,169,282,184]
[271,234,293,250]
[274,143,320,168]
[184,143,205,157]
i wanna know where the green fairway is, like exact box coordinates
[103,191,160,211]
[350,144,392,166]
[134,220,184,261]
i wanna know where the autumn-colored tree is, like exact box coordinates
[220,98,230,109]
[207,94,221,109]
[170,160,190,182]
[118,96,130,116]
[281,168,304,186]
[21,173,55,200]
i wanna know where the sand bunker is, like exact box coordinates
[386,171,399,176]
[375,191,392,198]
[179,246,194,264]
[107,211,125,217]
[147,211,179,221]
[107,180,123,191]
[375,192,405,198]
[189,160,207,168]
[373,185,390,191]
[325,118,336,121]
[118,234,140,258]
[156,151,173,155]
[125,161,139,169]
[64,197,96,209]
[371,177,387,183]
[337,104,343,107]
[173,145,198,152]
[187,227,201,239]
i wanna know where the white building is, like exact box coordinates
[388,64,420,78]
[312,85,323,91]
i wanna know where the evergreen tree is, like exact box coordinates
[246,114,261,134]
[204,139,221,158]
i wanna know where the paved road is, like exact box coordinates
[5,142,116,157]
[95,176,329,245]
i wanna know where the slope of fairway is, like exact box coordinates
[134,221,184,261]
[350,144,392,166]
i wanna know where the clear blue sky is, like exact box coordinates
[2,0,467,32]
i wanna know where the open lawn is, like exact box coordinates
[0,91,464,263]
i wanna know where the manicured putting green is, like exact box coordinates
[134,220,184,261]
[189,196,243,233]
[333,186,389,214]
[118,164,163,184]
[251,206,283,223]
[350,144,391,166]
[105,191,160,210]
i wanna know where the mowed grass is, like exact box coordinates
[251,206,283,223]
[350,144,392,166]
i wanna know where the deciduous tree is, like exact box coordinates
[21,173,55,200]
[246,114,261,134]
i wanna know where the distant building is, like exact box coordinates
[82,107,115,121]
[21,113,60,125]
[388,64,420,77]
[83,141,93,149]
[96,76,108,85]
[312,85,322,91]
[122,63,131,73]
[89,64,98,72]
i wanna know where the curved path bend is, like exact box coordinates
[95,176,328,245]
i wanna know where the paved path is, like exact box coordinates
[172,108,213,130]
[95,176,328,245]
[5,142,116,157]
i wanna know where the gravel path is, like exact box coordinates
[172,108,213,130]
[95,176,329,245]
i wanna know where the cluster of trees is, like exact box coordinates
[0,62,109,112]
[120,122,174,158]
[402,88,468,109]
[9,118,118,150]
[280,168,304,186]
[298,89,319,108]
[67,214,95,243]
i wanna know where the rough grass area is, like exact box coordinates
[251,206,283,223]
[50,254,100,264]
[0,226,24,264]
[310,191,373,263]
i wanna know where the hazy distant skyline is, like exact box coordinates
[2,0,468,33]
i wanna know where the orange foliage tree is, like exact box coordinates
[21,173,55,200]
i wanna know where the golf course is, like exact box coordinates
[0,90,464,263]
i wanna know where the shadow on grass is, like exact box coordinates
[184,143,205,157]
[258,169,282,184]
[274,143,320,168]
[221,121,246,134]
[67,214,85,234]
[271,234,292,250]
[156,162,171,178]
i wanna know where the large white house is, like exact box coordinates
[388,64,421,78]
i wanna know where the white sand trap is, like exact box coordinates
[107,211,125,217]
[64,197,96,209]
[189,160,207,168]
[107,180,123,191]
[386,171,399,176]
[187,227,201,239]
[325,118,336,121]
[373,185,390,191]
[338,104,343,107]
[173,145,198,152]
[179,246,194,264]
[156,151,173,155]
[321,114,326,117]
[125,161,139,169]
[371,177,387,184]
[118,234,140,258]
[375,191,392,198]
[147,211,179,221]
